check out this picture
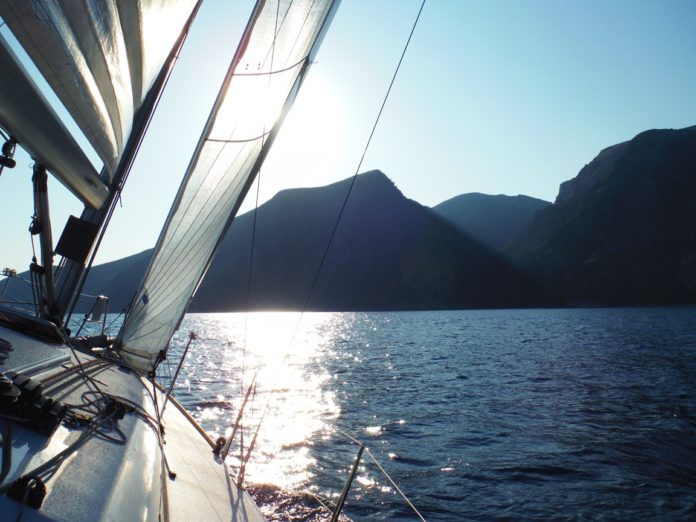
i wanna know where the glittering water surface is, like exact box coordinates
[115,308,696,520]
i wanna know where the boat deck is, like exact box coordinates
[164,398,263,521]
[0,315,265,521]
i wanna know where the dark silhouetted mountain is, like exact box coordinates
[80,250,152,312]
[1,249,152,315]
[191,170,545,311]
[507,125,696,305]
[15,125,696,316]
[73,170,546,313]
[432,193,550,251]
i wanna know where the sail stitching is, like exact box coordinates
[232,55,306,76]
[121,0,339,367]
[207,130,272,144]
[126,2,299,301]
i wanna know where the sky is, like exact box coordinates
[1,0,695,271]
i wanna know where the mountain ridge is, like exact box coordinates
[432,193,551,251]
[506,125,696,305]
[6,124,694,313]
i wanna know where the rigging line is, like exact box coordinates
[286,0,427,352]
[105,309,124,331]
[66,343,105,398]
[329,424,362,446]
[252,0,294,75]
[282,0,319,66]
[137,108,272,290]
[240,172,262,396]
[124,142,259,317]
[124,6,298,306]
[365,447,427,522]
[123,156,256,329]
[302,489,335,516]
[124,6,324,312]
[137,0,291,383]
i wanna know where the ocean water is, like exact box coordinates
[132,308,696,520]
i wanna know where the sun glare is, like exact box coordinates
[179,311,343,490]
[261,74,345,198]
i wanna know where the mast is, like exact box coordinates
[31,165,58,322]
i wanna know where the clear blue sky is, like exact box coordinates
[1,0,695,271]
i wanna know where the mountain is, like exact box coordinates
[80,250,151,313]
[76,170,546,313]
[190,170,545,311]
[11,124,695,314]
[506,125,696,305]
[432,193,550,251]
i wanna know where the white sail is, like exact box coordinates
[0,0,197,179]
[120,0,340,371]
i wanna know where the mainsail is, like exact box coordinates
[120,0,340,371]
[0,0,198,205]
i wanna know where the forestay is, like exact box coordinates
[119,0,339,371]
[0,0,197,206]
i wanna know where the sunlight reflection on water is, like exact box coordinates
[168,311,350,490]
[85,308,696,521]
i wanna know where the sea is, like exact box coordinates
[97,308,696,520]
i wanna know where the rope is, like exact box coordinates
[105,310,125,331]
[232,0,280,464]
[330,424,362,447]
[263,0,428,358]
[295,0,427,316]
[158,1,428,516]
[0,409,117,495]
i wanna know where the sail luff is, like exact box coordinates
[119,0,341,371]
[117,1,267,327]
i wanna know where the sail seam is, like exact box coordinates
[207,131,271,144]
[233,55,307,76]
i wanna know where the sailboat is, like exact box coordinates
[0,0,341,519]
